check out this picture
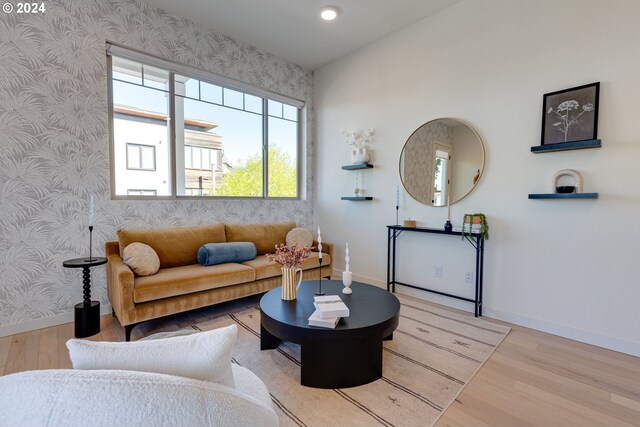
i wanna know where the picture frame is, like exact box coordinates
[541,82,600,146]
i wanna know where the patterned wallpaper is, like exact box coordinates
[0,0,314,327]
[401,120,451,204]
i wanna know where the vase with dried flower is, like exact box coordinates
[266,242,313,300]
[342,128,375,164]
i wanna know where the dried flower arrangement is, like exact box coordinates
[341,128,375,149]
[266,242,313,268]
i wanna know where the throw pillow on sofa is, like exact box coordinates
[197,242,257,266]
[285,227,314,248]
[122,242,160,276]
[67,324,237,388]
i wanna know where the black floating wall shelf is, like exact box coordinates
[341,163,374,170]
[531,139,601,153]
[341,197,373,201]
[528,193,599,199]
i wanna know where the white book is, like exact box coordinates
[313,295,350,319]
[308,309,340,328]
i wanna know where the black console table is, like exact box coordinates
[387,225,485,317]
[63,257,108,338]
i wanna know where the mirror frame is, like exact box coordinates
[399,118,485,207]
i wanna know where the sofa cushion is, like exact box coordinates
[242,252,331,280]
[225,222,296,255]
[133,263,256,303]
[67,325,237,388]
[301,251,331,271]
[198,242,257,266]
[118,224,227,269]
[123,242,161,276]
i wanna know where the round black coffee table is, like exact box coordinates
[260,280,400,389]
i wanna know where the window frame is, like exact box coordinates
[127,189,158,196]
[107,44,303,201]
[125,143,157,171]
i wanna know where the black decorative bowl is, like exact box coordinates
[556,186,576,194]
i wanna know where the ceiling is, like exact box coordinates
[140,0,463,70]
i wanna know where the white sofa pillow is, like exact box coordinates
[67,324,237,388]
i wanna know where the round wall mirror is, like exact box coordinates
[399,118,485,206]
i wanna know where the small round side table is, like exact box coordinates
[62,257,108,338]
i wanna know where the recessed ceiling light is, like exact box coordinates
[320,6,338,21]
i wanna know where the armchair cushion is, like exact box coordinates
[0,367,278,427]
[67,325,237,388]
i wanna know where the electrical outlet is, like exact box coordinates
[434,265,443,278]
[465,271,474,283]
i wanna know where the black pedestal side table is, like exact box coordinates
[62,257,108,338]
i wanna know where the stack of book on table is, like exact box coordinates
[308,295,350,328]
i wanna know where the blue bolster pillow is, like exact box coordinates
[197,242,257,266]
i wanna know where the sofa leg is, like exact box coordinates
[124,324,137,342]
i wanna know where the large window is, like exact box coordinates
[108,46,301,198]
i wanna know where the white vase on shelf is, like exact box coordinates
[350,147,369,164]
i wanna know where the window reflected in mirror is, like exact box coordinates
[399,119,484,207]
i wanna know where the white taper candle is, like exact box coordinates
[88,195,95,226]
[396,185,400,207]
[447,195,451,221]
[345,242,350,272]
[317,226,323,259]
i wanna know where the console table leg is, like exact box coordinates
[387,227,391,291]
[479,237,485,317]
[391,230,397,293]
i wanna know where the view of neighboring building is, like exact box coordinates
[113,105,230,196]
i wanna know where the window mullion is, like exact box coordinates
[263,97,268,198]
[169,72,177,197]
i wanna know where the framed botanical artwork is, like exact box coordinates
[541,82,600,146]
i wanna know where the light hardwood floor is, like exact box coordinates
[1,295,638,427]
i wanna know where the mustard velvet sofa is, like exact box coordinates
[106,222,332,340]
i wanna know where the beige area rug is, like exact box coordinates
[191,295,510,427]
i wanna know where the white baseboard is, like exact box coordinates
[482,306,640,357]
[346,272,640,358]
[0,304,112,338]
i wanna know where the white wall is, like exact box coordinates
[314,0,640,356]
